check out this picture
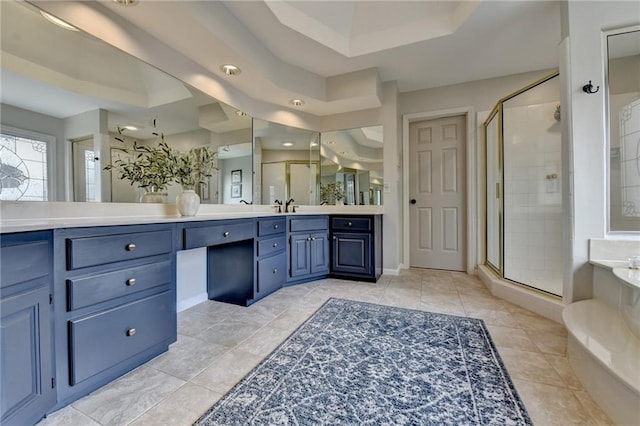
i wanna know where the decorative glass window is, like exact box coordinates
[0,132,50,201]
[84,150,98,202]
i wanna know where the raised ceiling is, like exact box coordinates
[91,0,561,117]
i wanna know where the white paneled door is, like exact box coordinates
[409,115,466,271]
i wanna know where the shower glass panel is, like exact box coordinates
[484,72,562,297]
[485,109,501,272]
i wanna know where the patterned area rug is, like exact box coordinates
[195,298,532,425]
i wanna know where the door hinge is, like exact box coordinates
[49,294,53,305]
[51,377,56,389]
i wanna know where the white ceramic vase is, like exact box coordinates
[176,189,200,216]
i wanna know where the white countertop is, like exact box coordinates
[0,201,384,233]
[589,259,630,270]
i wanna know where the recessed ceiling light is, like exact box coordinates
[310,142,318,147]
[282,142,295,147]
[220,64,241,76]
[235,110,247,117]
[289,99,305,107]
[113,0,139,6]
[327,141,336,145]
[40,11,79,31]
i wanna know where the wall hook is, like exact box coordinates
[582,80,599,94]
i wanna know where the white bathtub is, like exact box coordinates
[563,240,640,426]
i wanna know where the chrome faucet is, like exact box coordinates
[285,198,295,213]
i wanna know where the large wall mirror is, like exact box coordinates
[607,27,640,232]
[320,126,383,206]
[1,1,383,209]
[252,121,384,207]
[0,0,252,204]
[253,119,320,206]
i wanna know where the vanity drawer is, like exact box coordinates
[183,220,254,249]
[1,240,50,288]
[331,217,372,232]
[257,235,286,257]
[69,290,173,385]
[257,252,286,295]
[257,217,286,237]
[67,230,172,270]
[289,216,329,232]
[67,261,172,311]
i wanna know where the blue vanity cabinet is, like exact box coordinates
[1,231,56,426]
[287,216,329,283]
[330,215,382,282]
[52,224,176,408]
[254,217,286,301]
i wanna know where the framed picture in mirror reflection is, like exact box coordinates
[231,184,242,198]
[231,169,242,183]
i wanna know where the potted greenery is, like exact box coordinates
[320,181,345,205]
[105,140,176,203]
[172,146,218,216]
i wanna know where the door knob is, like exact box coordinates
[410,199,417,205]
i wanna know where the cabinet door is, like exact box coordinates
[1,286,55,426]
[332,233,371,276]
[310,232,330,275]
[289,234,310,278]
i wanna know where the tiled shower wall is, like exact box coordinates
[503,101,563,296]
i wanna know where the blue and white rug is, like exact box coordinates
[195,298,532,425]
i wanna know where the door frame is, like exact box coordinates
[402,107,477,274]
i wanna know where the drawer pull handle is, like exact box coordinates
[273,242,278,247]
[126,278,137,286]
[126,328,136,337]
[310,237,316,241]
[223,231,230,237]
[348,221,352,227]
[307,237,312,241]
[333,236,337,240]
[273,268,278,274]
[126,243,136,251]
[274,224,279,229]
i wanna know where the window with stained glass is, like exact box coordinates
[0,132,49,201]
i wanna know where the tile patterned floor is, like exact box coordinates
[38,270,613,426]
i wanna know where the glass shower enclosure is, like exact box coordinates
[484,72,562,297]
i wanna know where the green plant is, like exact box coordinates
[105,140,176,191]
[173,146,218,188]
[320,181,345,204]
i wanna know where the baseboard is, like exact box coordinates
[383,267,401,276]
[177,293,208,313]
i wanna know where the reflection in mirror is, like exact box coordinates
[320,126,383,205]
[607,28,640,232]
[0,0,252,204]
[253,119,320,206]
